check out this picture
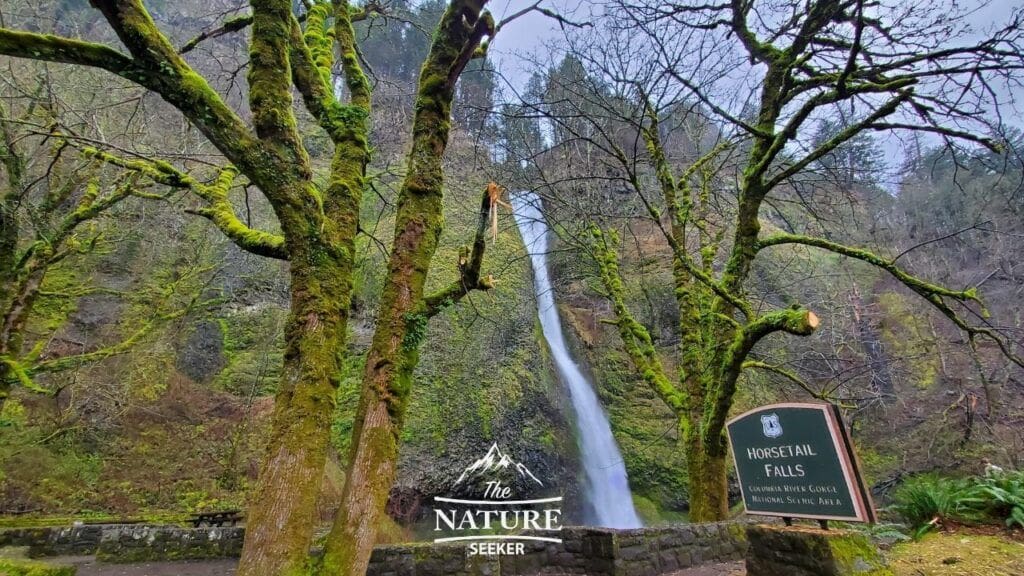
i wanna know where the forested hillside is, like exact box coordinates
[0,0,586,533]
[1,0,1022,553]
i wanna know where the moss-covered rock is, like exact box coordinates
[875,291,940,390]
[746,524,892,576]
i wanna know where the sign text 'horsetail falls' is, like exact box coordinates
[433,443,562,556]
[727,403,877,523]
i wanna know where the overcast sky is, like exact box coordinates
[483,0,573,94]
[484,0,1023,90]
[478,0,1024,186]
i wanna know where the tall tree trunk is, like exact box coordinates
[1,103,23,411]
[0,260,47,412]
[320,3,493,574]
[320,359,409,575]
[0,196,15,311]
[319,129,446,576]
[684,429,730,522]
[237,234,352,576]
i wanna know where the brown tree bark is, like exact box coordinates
[237,225,354,576]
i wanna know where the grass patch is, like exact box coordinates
[889,532,1024,576]
[0,511,190,529]
[0,557,76,576]
[631,493,688,526]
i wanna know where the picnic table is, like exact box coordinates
[188,510,243,527]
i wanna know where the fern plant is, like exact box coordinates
[892,470,1024,536]
[975,471,1024,529]
[890,474,986,537]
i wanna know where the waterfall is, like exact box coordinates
[512,191,643,529]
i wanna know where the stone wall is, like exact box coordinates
[95,526,244,563]
[2,521,747,573]
[365,523,747,576]
[0,525,104,557]
[0,524,243,563]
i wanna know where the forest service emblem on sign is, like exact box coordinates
[761,413,783,438]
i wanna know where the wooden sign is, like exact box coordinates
[726,403,876,523]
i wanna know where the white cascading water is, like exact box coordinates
[512,191,643,529]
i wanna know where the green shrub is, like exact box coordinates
[891,470,1024,536]
[0,557,76,576]
[890,474,985,536]
[975,470,1024,529]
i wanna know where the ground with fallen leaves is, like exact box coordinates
[888,530,1024,576]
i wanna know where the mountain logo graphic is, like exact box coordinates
[435,442,563,555]
[454,443,544,487]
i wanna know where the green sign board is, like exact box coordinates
[726,403,876,523]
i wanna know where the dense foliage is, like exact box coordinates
[892,470,1024,537]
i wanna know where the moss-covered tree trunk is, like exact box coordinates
[681,362,730,522]
[236,2,367,573]
[680,350,731,522]
[320,2,493,574]
[579,0,1018,529]
[0,100,24,409]
[237,221,354,576]
[0,264,45,361]
[0,2,495,573]
[684,436,730,522]
[0,1,360,573]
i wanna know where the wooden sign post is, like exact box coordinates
[726,403,876,524]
